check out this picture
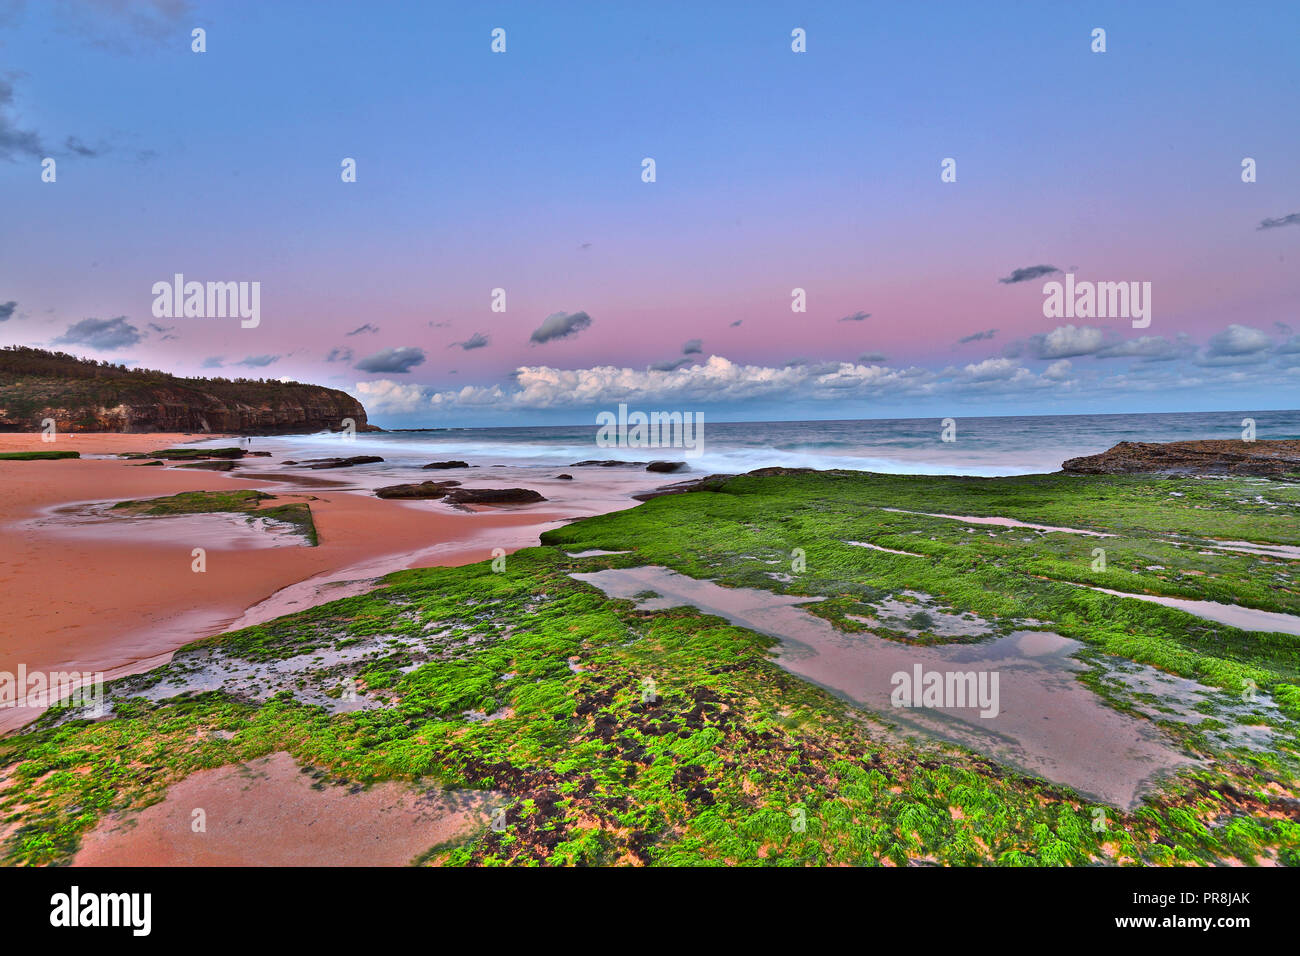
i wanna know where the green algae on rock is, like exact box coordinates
[0,450,80,460]
[109,489,318,546]
[3,469,1297,866]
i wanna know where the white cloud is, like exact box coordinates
[1095,334,1194,363]
[1043,359,1073,381]
[1033,324,1105,359]
[1198,324,1272,366]
[957,357,1024,381]
[809,362,935,397]
[387,354,1081,413]
[352,320,1297,419]
[430,383,511,407]
[509,355,810,407]
[354,379,431,414]
[1208,324,1271,355]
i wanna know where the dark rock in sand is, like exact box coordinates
[646,460,687,473]
[443,487,547,504]
[132,460,164,467]
[305,455,385,470]
[422,460,470,469]
[375,480,461,499]
[176,460,237,471]
[248,473,349,488]
[570,459,647,467]
[555,474,573,480]
[633,474,735,501]
[149,447,246,460]
[247,451,272,457]
[1061,440,1300,477]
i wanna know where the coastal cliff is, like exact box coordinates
[0,346,373,434]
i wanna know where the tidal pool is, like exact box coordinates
[30,502,307,549]
[879,508,1115,537]
[1077,584,1300,636]
[569,566,1259,808]
[1201,539,1300,561]
[845,540,924,557]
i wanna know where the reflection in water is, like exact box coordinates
[1199,539,1300,561]
[569,566,1269,808]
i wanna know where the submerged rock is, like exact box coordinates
[633,474,735,501]
[422,460,470,469]
[374,480,460,499]
[1061,440,1300,477]
[149,446,245,460]
[646,460,687,473]
[570,459,647,467]
[555,473,573,480]
[176,460,237,471]
[305,455,385,470]
[444,487,547,504]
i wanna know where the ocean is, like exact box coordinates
[215,409,1300,479]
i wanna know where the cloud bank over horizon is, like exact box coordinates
[349,320,1300,425]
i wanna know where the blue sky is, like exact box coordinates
[1,0,1298,426]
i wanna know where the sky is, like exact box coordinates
[1,0,1297,427]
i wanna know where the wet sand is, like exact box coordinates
[72,751,502,866]
[0,432,574,734]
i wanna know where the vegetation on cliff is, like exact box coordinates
[0,346,371,434]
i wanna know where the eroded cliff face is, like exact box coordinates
[1,384,370,434]
[0,348,374,434]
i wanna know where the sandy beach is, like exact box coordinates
[0,432,575,734]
